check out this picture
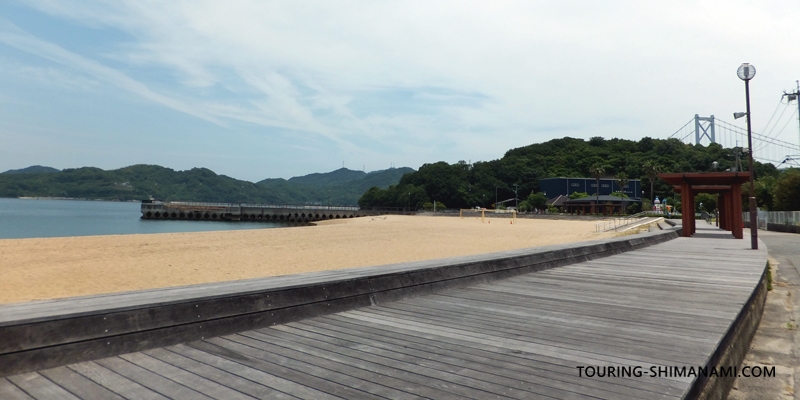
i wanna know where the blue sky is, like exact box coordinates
[1,1,799,181]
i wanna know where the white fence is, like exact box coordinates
[742,211,800,230]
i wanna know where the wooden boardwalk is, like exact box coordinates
[0,225,767,399]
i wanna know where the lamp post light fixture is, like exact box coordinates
[737,62,758,250]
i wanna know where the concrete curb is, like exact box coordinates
[0,228,680,377]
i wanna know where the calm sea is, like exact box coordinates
[0,198,286,239]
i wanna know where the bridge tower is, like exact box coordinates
[694,114,716,145]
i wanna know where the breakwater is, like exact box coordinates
[141,200,371,223]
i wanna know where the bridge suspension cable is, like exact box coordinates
[668,118,694,141]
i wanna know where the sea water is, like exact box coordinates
[0,198,286,239]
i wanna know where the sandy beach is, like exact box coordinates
[0,215,616,304]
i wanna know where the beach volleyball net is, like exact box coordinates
[459,208,517,223]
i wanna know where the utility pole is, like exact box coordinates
[514,183,518,210]
[782,80,800,149]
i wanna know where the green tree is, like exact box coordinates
[694,193,717,213]
[527,192,548,210]
[772,169,800,211]
[569,191,590,199]
[589,163,606,214]
[642,161,662,202]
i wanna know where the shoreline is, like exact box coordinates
[0,215,616,304]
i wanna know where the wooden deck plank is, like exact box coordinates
[406,293,720,345]
[0,378,34,400]
[67,361,170,400]
[221,331,477,400]
[436,290,734,334]
[143,348,298,399]
[38,367,125,400]
[404,292,729,340]
[247,327,568,400]
[5,372,80,400]
[94,357,215,400]
[340,308,698,380]
[319,313,685,397]
[167,343,336,400]
[359,304,709,366]
[212,331,440,399]
[118,352,257,400]
[219,334,450,400]
[188,338,378,400]
[242,328,524,400]
[285,319,667,400]
[372,299,714,360]
[424,293,722,341]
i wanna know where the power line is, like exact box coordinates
[757,97,784,139]
[754,101,791,151]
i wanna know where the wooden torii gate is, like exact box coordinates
[658,172,751,238]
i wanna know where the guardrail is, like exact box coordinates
[743,210,800,233]
[595,211,650,232]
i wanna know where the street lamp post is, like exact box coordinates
[737,62,758,250]
[495,186,499,210]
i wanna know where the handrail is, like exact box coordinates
[595,211,650,232]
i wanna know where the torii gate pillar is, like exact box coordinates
[659,172,750,239]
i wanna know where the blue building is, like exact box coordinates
[539,177,642,200]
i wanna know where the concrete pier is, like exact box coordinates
[141,201,370,223]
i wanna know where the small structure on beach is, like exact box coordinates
[561,195,637,216]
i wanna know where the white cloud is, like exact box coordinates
[3,0,800,178]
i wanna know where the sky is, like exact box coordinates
[1,1,799,181]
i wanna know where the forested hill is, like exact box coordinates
[359,136,796,211]
[2,165,60,174]
[0,165,414,205]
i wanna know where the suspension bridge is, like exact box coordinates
[669,90,800,168]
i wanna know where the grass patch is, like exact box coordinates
[766,261,773,291]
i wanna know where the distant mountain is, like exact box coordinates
[286,168,368,186]
[257,167,414,205]
[2,165,60,174]
[0,164,414,205]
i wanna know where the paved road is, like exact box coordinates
[730,230,800,400]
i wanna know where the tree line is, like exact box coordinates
[359,136,799,211]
